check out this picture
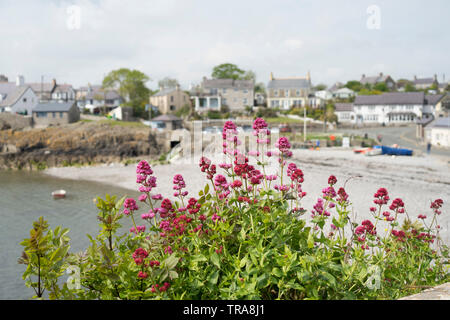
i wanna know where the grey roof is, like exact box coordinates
[425,94,445,106]
[414,78,435,85]
[85,89,121,100]
[203,78,254,89]
[432,117,450,128]
[27,82,55,93]
[354,92,425,105]
[0,86,30,107]
[0,82,18,96]
[335,103,353,112]
[53,84,74,93]
[153,87,177,97]
[33,102,75,112]
[360,74,392,85]
[150,114,182,122]
[267,78,310,89]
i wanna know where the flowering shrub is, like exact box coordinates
[20,117,449,300]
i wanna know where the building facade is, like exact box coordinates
[150,85,191,114]
[266,72,312,109]
[32,102,80,126]
[334,103,355,123]
[190,77,254,112]
[360,73,396,90]
[0,86,38,115]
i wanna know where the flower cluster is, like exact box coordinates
[200,156,216,180]
[373,188,390,206]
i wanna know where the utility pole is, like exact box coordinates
[303,105,306,143]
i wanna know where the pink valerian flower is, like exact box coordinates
[355,220,377,236]
[275,137,292,158]
[311,198,330,217]
[187,197,201,214]
[138,271,148,279]
[173,174,186,190]
[391,229,406,241]
[222,121,238,155]
[389,198,405,212]
[248,169,264,185]
[164,246,173,255]
[199,157,216,179]
[222,121,237,139]
[130,225,146,234]
[231,180,243,188]
[138,194,147,202]
[373,188,390,206]
[141,210,156,220]
[211,212,222,222]
[322,186,336,199]
[274,184,290,192]
[265,174,277,181]
[430,199,443,215]
[337,187,348,203]
[328,175,337,186]
[418,214,427,219]
[133,248,149,265]
[136,160,153,176]
[124,198,138,214]
[151,194,162,200]
[219,163,232,170]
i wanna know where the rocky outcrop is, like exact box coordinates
[0,121,164,170]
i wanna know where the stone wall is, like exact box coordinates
[0,113,32,130]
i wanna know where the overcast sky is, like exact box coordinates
[0,0,448,90]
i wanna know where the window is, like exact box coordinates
[223,88,227,94]
[243,89,248,94]
[170,105,175,111]
[170,96,174,102]
[23,98,27,102]
[60,112,63,118]
[285,90,289,97]
[296,90,300,96]
[36,112,47,118]
[274,90,279,97]
[52,112,56,118]
[243,98,248,105]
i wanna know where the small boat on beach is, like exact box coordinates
[52,190,66,199]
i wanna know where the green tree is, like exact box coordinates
[211,63,245,80]
[158,77,179,89]
[405,83,416,92]
[345,81,363,92]
[102,68,151,118]
[374,82,388,92]
[313,84,327,91]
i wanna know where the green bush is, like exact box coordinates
[20,118,449,300]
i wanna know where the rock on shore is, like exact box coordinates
[0,121,163,170]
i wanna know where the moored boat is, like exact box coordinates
[52,190,66,199]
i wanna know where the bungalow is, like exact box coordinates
[266,72,312,110]
[109,106,133,121]
[0,85,38,115]
[83,89,123,114]
[150,84,191,114]
[32,101,80,126]
[332,87,355,100]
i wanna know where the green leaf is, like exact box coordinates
[163,255,179,270]
[307,232,315,249]
[272,267,282,277]
[211,252,221,269]
[209,270,219,285]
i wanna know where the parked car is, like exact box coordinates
[279,124,292,133]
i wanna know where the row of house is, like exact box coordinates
[149,71,448,116]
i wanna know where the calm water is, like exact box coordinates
[0,170,139,300]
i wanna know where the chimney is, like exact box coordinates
[159,86,164,91]
[362,74,365,79]
[52,79,57,87]
[306,70,311,81]
[434,74,437,81]
[16,75,25,86]
[414,75,417,81]
[175,83,180,91]
[270,72,274,80]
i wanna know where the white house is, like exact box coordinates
[334,103,355,123]
[352,92,430,125]
[0,78,38,115]
[425,117,450,148]
[315,90,333,100]
[332,87,355,99]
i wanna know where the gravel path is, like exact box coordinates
[44,148,450,244]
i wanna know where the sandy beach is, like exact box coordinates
[44,148,450,244]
